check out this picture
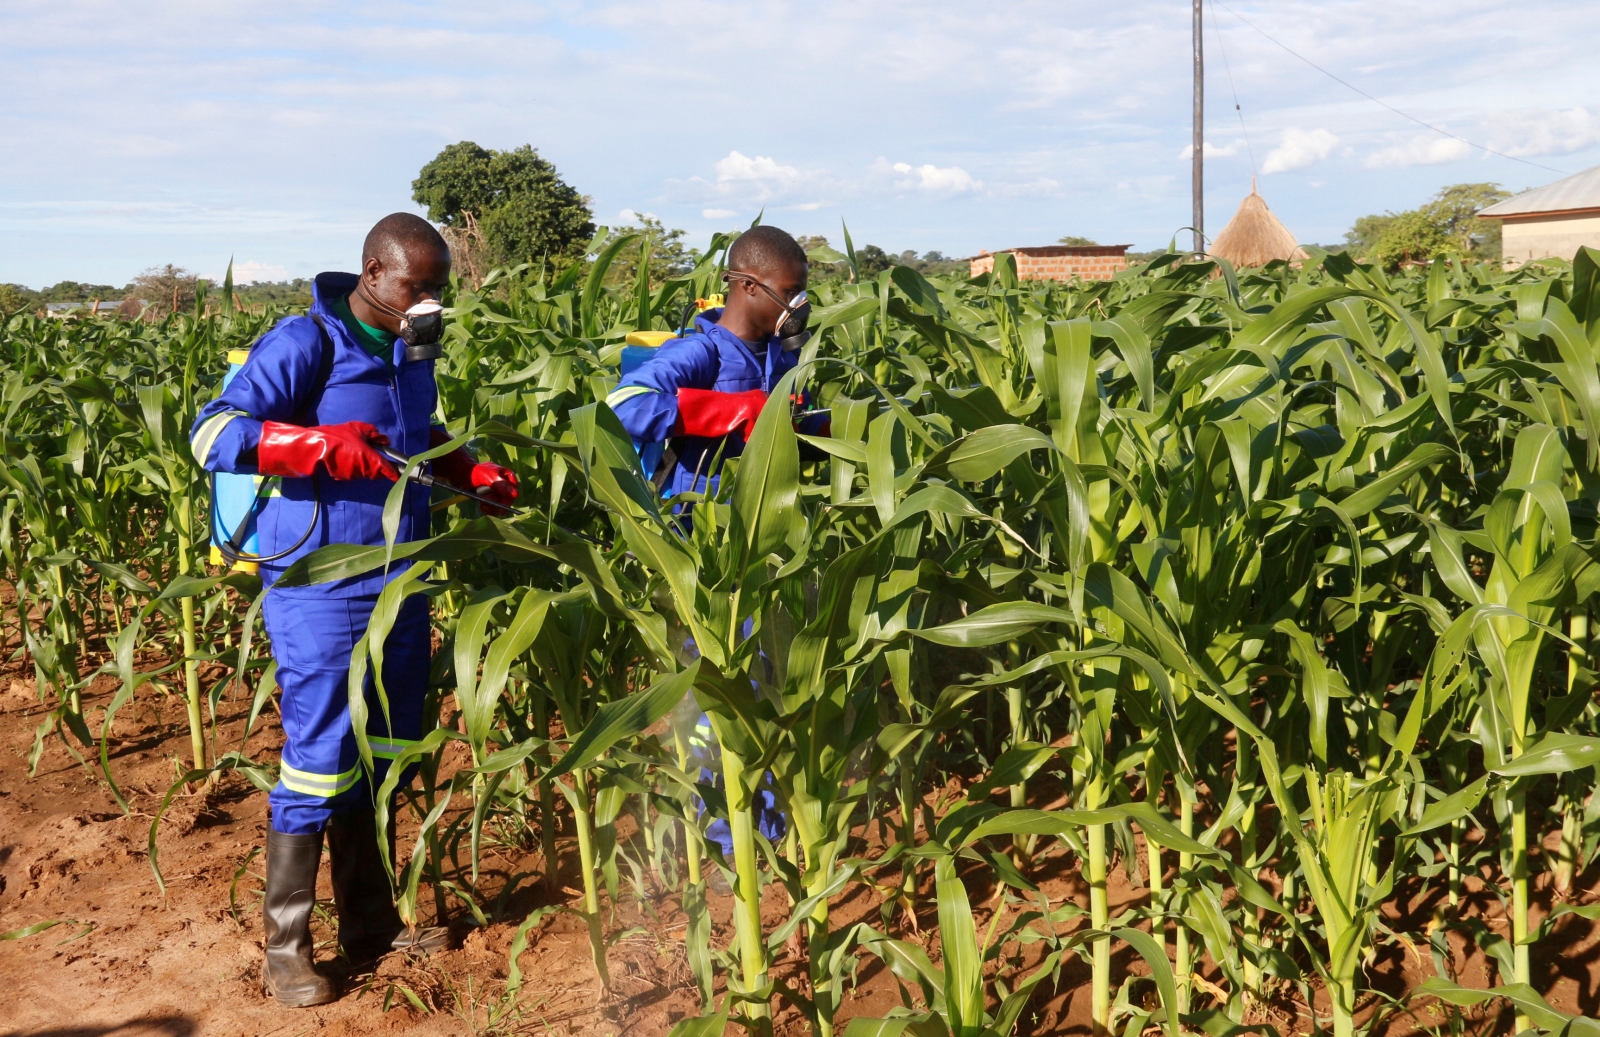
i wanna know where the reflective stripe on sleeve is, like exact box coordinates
[278,761,362,798]
[369,736,419,761]
[605,384,659,409]
[191,410,247,467]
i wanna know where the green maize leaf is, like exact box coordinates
[545,662,701,782]
[798,433,867,464]
[1336,442,1453,517]
[1182,1009,1282,1037]
[504,905,562,997]
[1111,927,1180,1037]
[908,601,1075,647]
[934,855,984,1037]
[1,920,66,940]
[1402,775,1491,836]
[1492,732,1600,776]
[843,1016,948,1037]
[1418,978,1595,1035]
[582,232,639,337]
[730,367,802,567]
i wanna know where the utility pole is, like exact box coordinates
[1192,0,1204,255]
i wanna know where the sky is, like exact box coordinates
[3,0,1599,287]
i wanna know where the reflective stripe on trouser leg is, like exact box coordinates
[264,591,431,835]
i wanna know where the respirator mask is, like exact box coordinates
[727,272,811,351]
[355,284,446,362]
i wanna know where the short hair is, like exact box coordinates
[363,212,449,269]
[728,225,808,281]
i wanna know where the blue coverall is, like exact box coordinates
[191,272,438,835]
[605,307,811,496]
[606,308,807,853]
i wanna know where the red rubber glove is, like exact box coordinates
[257,421,398,481]
[429,428,519,516]
[673,388,768,440]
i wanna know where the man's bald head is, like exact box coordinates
[727,225,808,284]
[363,213,450,273]
[350,213,452,334]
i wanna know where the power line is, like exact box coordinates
[1208,0,1257,178]
[1210,0,1567,176]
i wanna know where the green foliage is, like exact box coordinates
[0,284,30,314]
[601,215,700,288]
[1057,235,1100,246]
[1427,182,1512,250]
[1344,212,1395,255]
[129,264,200,318]
[412,141,595,266]
[1347,181,1513,267]
[1371,209,1450,268]
[10,240,1600,1037]
[854,244,893,279]
[233,278,313,308]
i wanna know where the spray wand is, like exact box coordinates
[378,447,609,547]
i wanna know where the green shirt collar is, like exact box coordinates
[331,293,397,363]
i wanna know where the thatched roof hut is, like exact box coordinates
[1209,180,1307,267]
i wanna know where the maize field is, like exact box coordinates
[7,235,1600,1037]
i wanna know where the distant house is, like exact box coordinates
[1478,163,1600,267]
[43,299,145,318]
[969,245,1130,282]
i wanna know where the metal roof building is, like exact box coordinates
[1478,163,1600,267]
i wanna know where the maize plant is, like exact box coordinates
[11,231,1600,1037]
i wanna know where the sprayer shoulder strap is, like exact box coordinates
[297,312,338,426]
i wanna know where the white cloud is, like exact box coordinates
[617,208,656,224]
[1177,141,1239,160]
[7,0,1600,281]
[1486,107,1600,158]
[1262,128,1339,174]
[1364,134,1473,169]
[872,157,982,196]
[209,259,290,283]
[714,151,803,184]
[990,177,1064,198]
[702,208,736,219]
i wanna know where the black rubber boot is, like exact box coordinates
[327,808,449,964]
[262,828,336,1008]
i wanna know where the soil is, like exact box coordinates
[3,653,1600,1036]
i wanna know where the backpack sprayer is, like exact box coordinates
[206,348,541,572]
[210,349,322,573]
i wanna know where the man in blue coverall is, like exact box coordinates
[605,225,820,863]
[606,224,821,495]
[191,213,517,1007]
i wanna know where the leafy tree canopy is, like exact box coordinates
[413,142,595,267]
[601,215,700,288]
[1345,182,1512,268]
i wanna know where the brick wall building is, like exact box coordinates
[968,245,1130,282]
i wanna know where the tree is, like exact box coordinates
[1345,214,1395,256]
[0,284,33,314]
[603,215,699,288]
[412,142,595,267]
[855,245,892,278]
[1344,182,1512,266]
[1371,210,1448,269]
[1423,182,1510,254]
[130,265,198,318]
[1058,235,1100,246]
